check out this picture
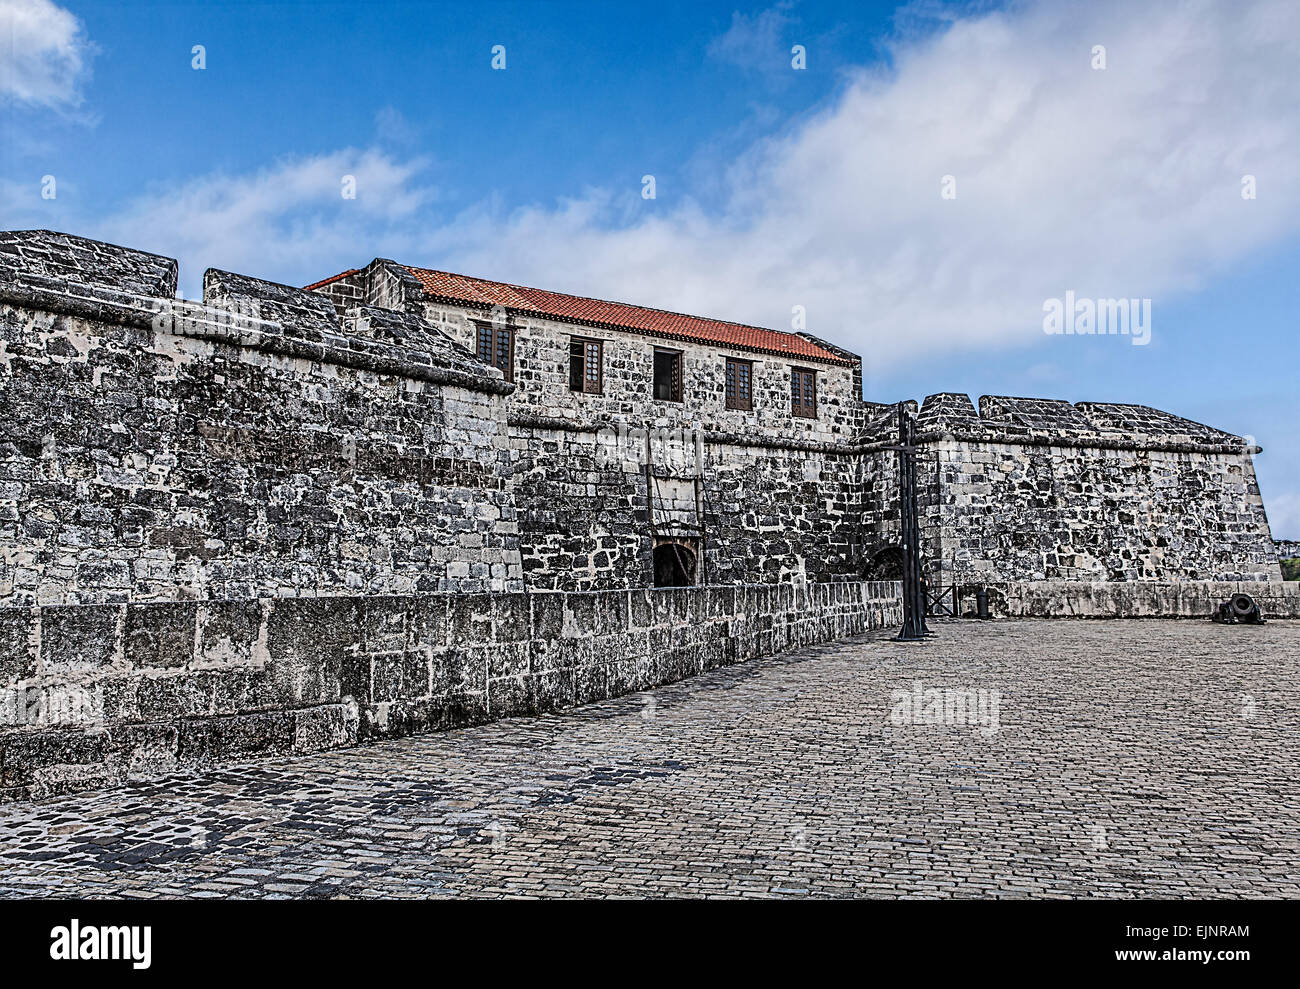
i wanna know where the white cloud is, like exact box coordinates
[73,0,1300,372]
[0,0,95,109]
[416,0,1300,372]
[96,150,434,296]
[707,3,796,74]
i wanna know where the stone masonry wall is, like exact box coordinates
[431,298,868,589]
[0,581,903,801]
[978,579,1300,618]
[310,262,872,590]
[857,394,1282,585]
[0,232,524,606]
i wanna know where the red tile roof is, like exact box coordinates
[402,265,857,366]
[302,268,360,292]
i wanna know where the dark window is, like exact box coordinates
[791,367,817,418]
[475,321,514,382]
[653,348,682,402]
[653,541,698,587]
[568,337,603,394]
[725,357,753,411]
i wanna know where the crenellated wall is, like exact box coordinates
[0,232,524,607]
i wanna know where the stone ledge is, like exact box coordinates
[0,582,903,802]
[975,580,1300,618]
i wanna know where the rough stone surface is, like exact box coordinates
[1,619,1297,899]
[863,394,1281,583]
[0,229,1284,602]
[0,582,902,801]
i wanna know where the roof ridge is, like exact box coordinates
[402,264,836,344]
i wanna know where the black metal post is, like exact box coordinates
[895,402,929,641]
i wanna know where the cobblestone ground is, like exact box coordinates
[1,619,1298,899]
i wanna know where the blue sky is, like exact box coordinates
[2,0,1298,536]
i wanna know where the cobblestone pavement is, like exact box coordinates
[2,619,1298,899]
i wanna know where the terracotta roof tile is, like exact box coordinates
[302,268,360,292]
[402,265,856,366]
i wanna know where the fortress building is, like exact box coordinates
[0,229,1289,799]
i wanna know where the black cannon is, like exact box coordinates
[1213,593,1265,625]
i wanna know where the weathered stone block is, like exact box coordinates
[195,600,263,666]
[532,669,575,712]
[125,602,196,670]
[1,728,109,786]
[177,711,293,765]
[38,605,120,673]
[109,723,179,779]
[292,703,356,753]
[429,647,485,696]
[488,674,531,719]
[134,672,217,721]
[371,650,429,703]
[491,593,531,642]
[487,642,529,680]
[0,608,37,683]
[363,597,411,653]
[265,597,360,704]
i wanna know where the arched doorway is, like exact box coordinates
[653,541,697,587]
[865,545,904,580]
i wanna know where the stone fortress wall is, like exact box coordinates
[0,232,523,609]
[0,583,903,801]
[902,393,1282,585]
[0,228,1289,801]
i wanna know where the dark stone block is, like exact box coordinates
[265,597,361,704]
[109,723,179,778]
[196,600,263,665]
[592,593,627,636]
[436,689,489,730]
[573,663,609,706]
[372,650,429,702]
[177,712,293,765]
[447,594,493,645]
[530,593,565,641]
[0,608,37,683]
[487,642,529,680]
[607,659,638,696]
[211,668,278,714]
[125,602,196,670]
[134,672,216,720]
[492,593,531,642]
[410,595,449,650]
[532,669,575,712]
[628,589,653,629]
[39,605,121,672]
[566,593,599,634]
[430,647,485,696]
[292,704,355,753]
[363,597,411,653]
[488,675,531,719]
[2,728,109,786]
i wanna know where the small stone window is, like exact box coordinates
[569,337,603,394]
[653,348,683,403]
[791,367,817,418]
[476,321,514,383]
[725,357,753,411]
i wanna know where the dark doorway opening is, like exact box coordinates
[653,541,697,587]
[866,545,904,581]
